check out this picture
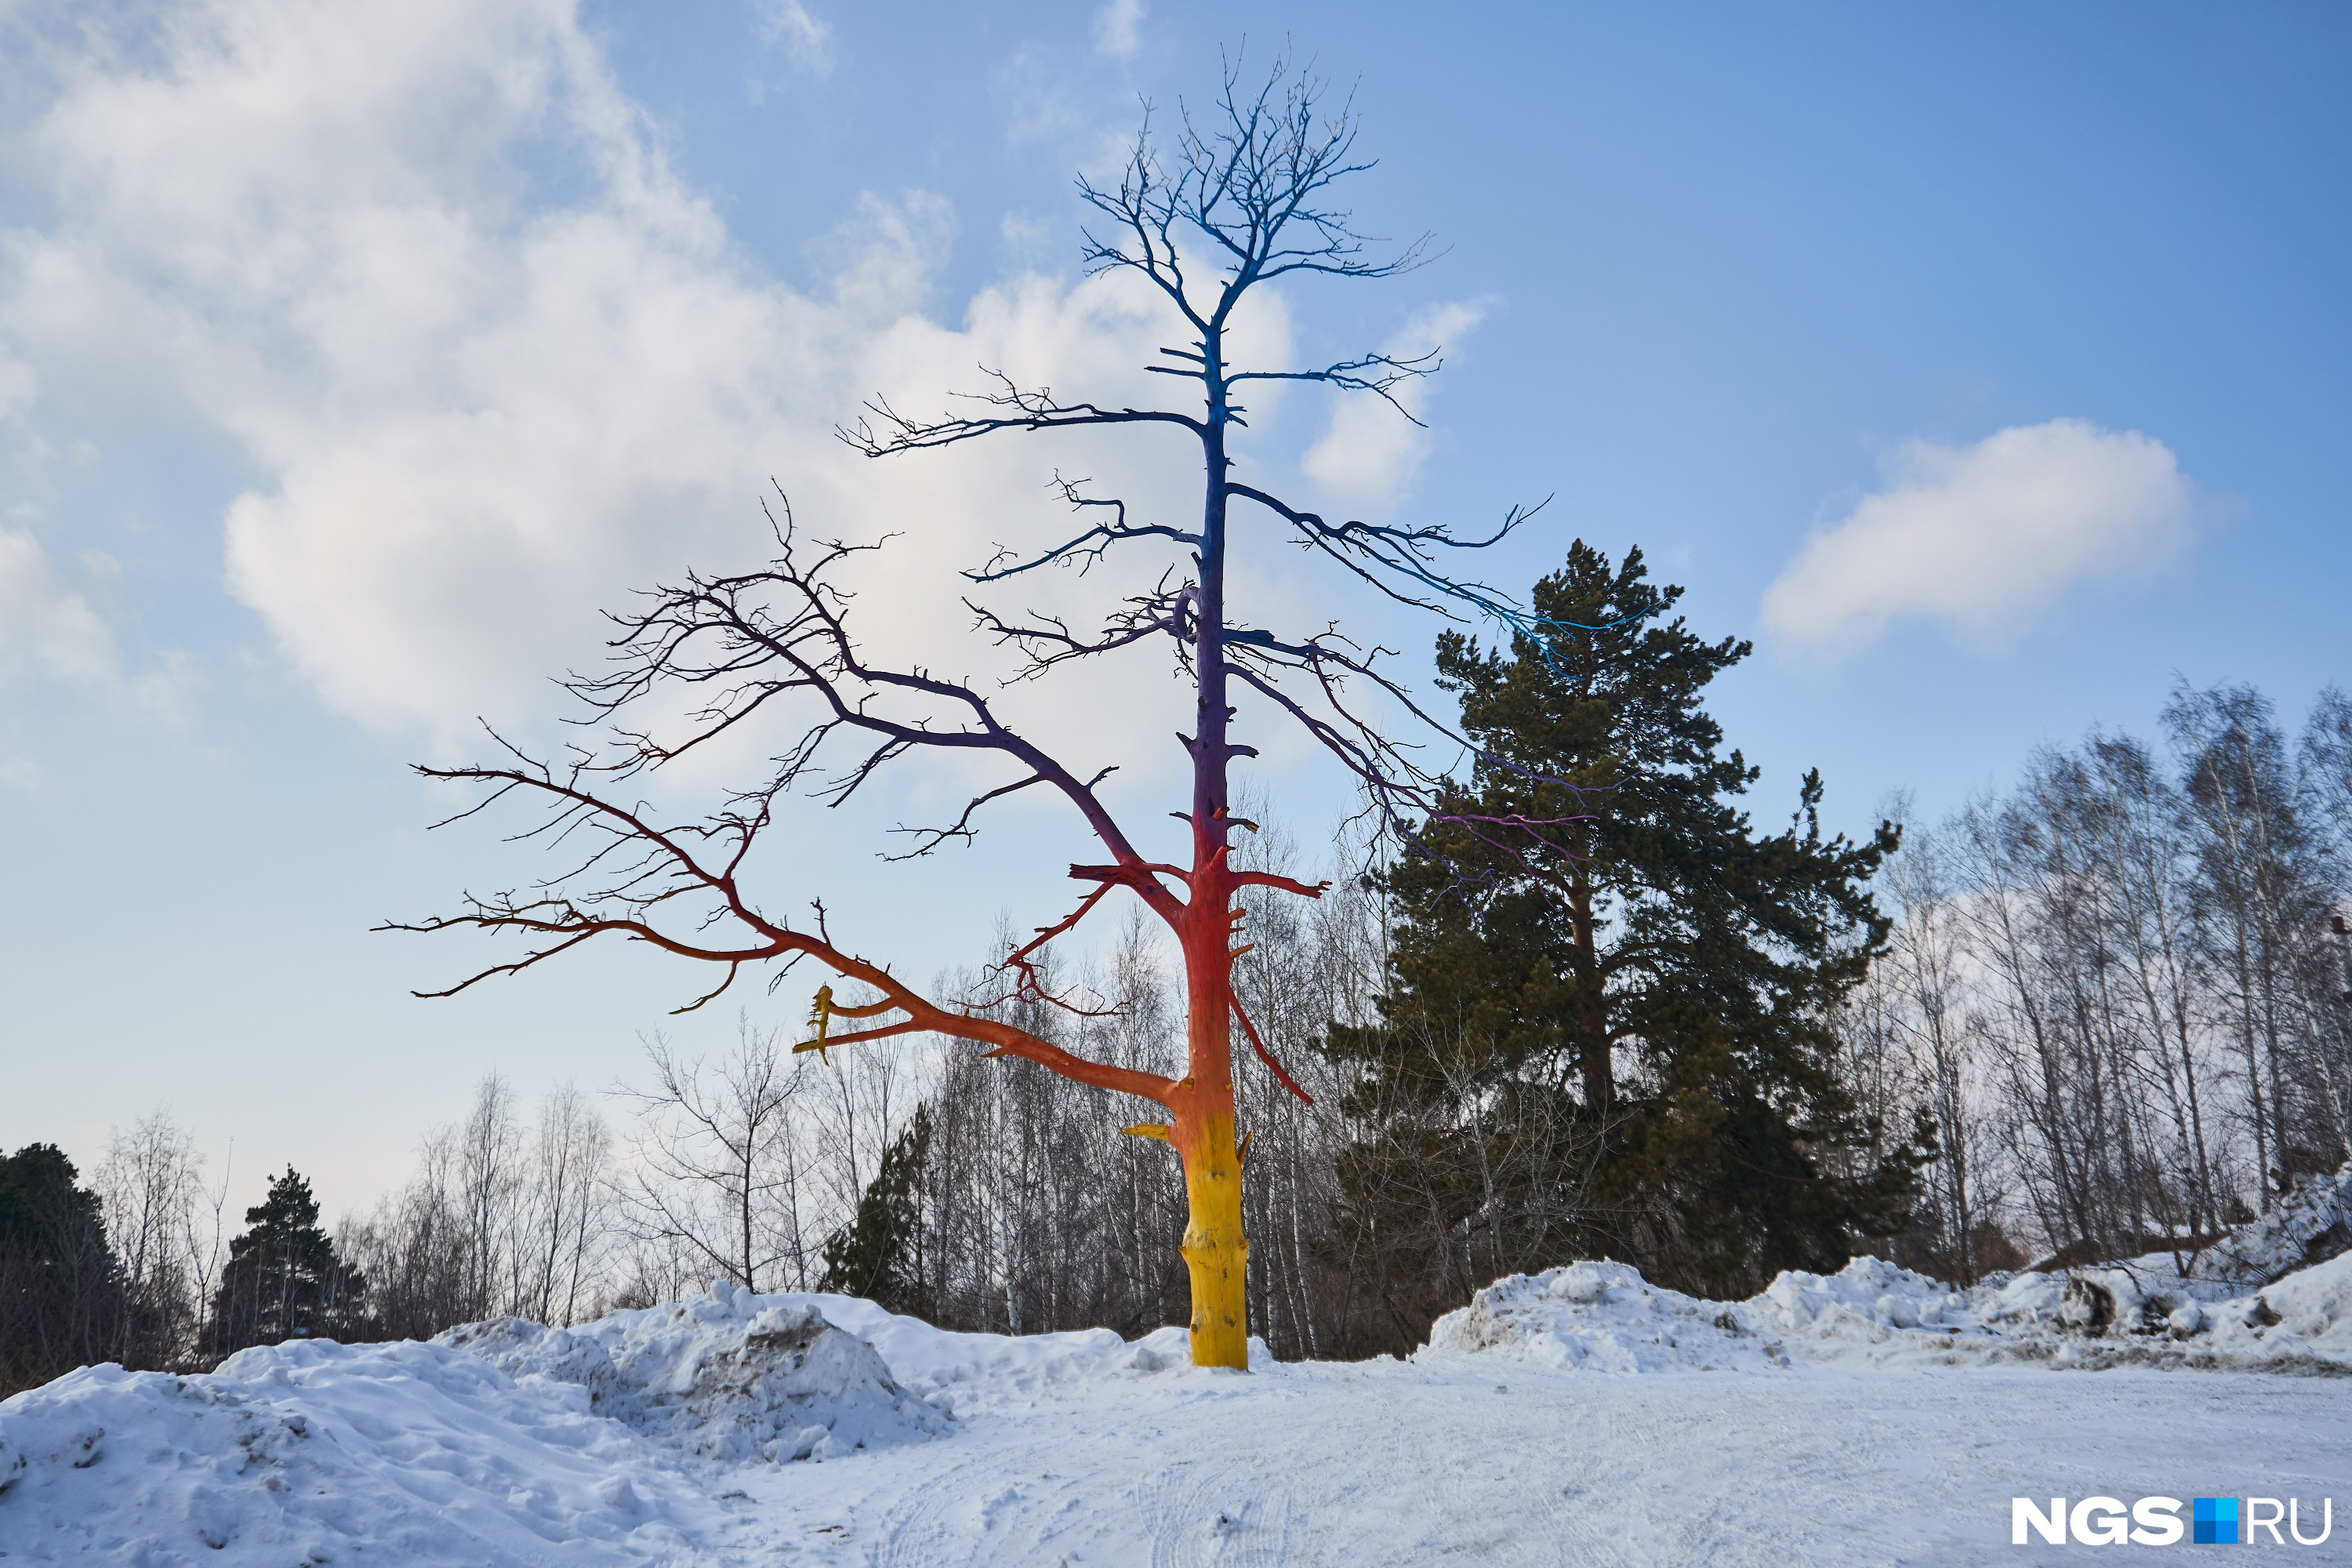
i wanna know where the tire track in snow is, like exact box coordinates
[863,1437,1004,1568]
[1132,1458,1294,1568]
[862,1412,1150,1568]
[1533,1394,1635,1568]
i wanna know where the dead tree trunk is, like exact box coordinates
[389,60,1566,1368]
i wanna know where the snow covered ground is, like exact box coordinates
[7,1179,2352,1566]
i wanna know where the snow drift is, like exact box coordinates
[1424,1238,2352,1375]
[0,1282,1261,1564]
[438,1283,949,1463]
[2182,1160,2352,1286]
[1421,1259,1793,1372]
[0,1336,723,1565]
[761,1292,1271,1414]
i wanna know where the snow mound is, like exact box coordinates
[764,1291,1273,1412]
[2205,1248,2352,1359]
[1421,1259,1788,1372]
[1421,1249,2352,1374]
[440,1281,948,1462]
[0,1285,1254,1564]
[1420,1256,1991,1374]
[0,1339,713,1566]
[2198,1160,2352,1286]
[1748,1255,1976,1341]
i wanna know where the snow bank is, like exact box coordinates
[2194,1160,2352,1286]
[1421,1256,2002,1373]
[0,1338,715,1565]
[0,1283,1261,1564]
[440,1282,949,1462]
[2208,1248,2352,1359]
[1748,1254,1976,1341]
[1421,1247,2352,1374]
[1422,1259,1787,1371]
[756,1290,1272,1413]
[6,1229,2346,1564]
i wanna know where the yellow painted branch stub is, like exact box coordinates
[1121,1122,1173,1142]
[794,984,835,1056]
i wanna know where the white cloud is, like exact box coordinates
[1760,419,2196,652]
[990,45,1096,153]
[0,0,1306,793]
[1300,299,1486,506]
[755,0,832,75]
[0,526,194,720]
[0,527,116,685]
[986,39,1145,183]
[0,345,34,423]
[1092,0,1146,60]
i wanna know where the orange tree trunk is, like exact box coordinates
[1168,884,1247,1367]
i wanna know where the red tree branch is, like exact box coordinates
[383,764,1177,1109]
[1230,991,1313,1106]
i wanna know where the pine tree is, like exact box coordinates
[209,1167,367,1354]
[1331,542,1928,1301]
[0,1144,118,1394]
[818,1108,932,1316]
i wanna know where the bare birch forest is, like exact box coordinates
[8,682,2350,1390]
[1838,684,2352,1282]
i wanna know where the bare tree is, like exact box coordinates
[807,1036,914,1250]
[388,59,1569,1367]
[96,1107,205,1368]
[612,1025,814,1294]
[339,1073,618,1337]
[187,1139,234,1357]
[2170,683,2332,1200]
[1835,689,2352,1275]
[2304,685,2352,863]
[452,1073,528,1319]
[340,1144,463,1341]
[2299,686,2352,1154]
[521,1084,614,1327]
[1837,804,2018,1279]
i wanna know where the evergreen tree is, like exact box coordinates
[208,1167,367,1354]
[0,1143,118,1394]
[818,1108,932,1316]
[1331,542,1927,1301]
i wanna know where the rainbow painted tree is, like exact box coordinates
[395,62,1563,1368]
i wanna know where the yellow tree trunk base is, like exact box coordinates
[1178,1108,1249,1368]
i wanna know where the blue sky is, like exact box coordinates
[3,1,2347,1216]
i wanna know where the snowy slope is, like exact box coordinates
[5,1243,2350,1566]
[2183,1161,2352,1286]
